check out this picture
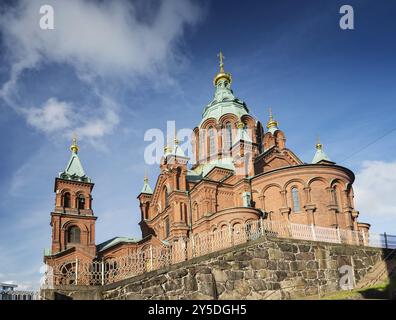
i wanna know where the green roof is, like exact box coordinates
[141,180,153,194]
[96,237,138,252]
[188,157,235,180]
[200,78,249,126]
[312,148,332,164]
[59,151,91,182]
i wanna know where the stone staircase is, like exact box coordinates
[356,249,396,289]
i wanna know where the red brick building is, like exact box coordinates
[44,55,370,270]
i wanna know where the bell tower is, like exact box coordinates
[48,137,97,258]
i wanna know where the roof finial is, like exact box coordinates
[70,133,79,154]
[316,135,323,150]
[213,51,232,86]
[174,124,179,145]
[164,135,172,154]
[140,168,153,194]
[218,51,225,73]
[266,107,279,132]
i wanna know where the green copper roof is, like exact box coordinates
[97,237,138,252]
[163,139,189,163]
[312,147,331,164]
[188,157,235,179]
[141,179,153,194]
[200,78,249,126]
[59,149,91,183]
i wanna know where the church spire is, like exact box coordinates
[170,125,187,158]
[213,51,232,86]
[312,136,332,164]
[140,170,153,194]
[59,135,91,182]
[316,135,323,150]
[164,135,172,156]
[266,108,279,134]
[174,125,179,146]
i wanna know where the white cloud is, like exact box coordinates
[354,160,396,225]
[0,0,202,137]
[24,98,73,133]
[75,95,120,139]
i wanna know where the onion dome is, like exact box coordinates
[200,52,249,126]
[213,51,232,86]
[266,108,279,134]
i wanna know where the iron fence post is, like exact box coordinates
[183,237,187,261]
[75,258,78,285]
[192,235,195,258]
[260,217,264,237]
[229,223,233,246]
[384,232,388,249]
[101,260,105,286]
[311,224,317,241]
[149,245,153,271]
[361,230,366,246]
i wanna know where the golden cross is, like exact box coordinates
[218,51,225,72]
[72,133,77,145]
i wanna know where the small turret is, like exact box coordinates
[234,120,252,143]
[140,171,153,195]
[312,136,333,164]
[59,135,91,182]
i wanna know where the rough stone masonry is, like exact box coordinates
[41,236,386,300]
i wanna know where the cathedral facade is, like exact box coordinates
[44,55,370,270]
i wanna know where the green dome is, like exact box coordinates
[200,78,249,127]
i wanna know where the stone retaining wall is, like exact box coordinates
[41,236,387,300]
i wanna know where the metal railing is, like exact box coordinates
[41,219,396,288]
[0,290,39,300]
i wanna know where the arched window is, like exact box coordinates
[199,129,206,160]
[333,187,341,212]
[165,217,170,239]
[63,192,71,208]
[291,187,301,212]
[163,187,169,208]
[67,226,81,244]
[144,202,149,220]
[176,167,181,190]
[224,122,232,151]
[193,202,199,221]
[77,194,85,210]
[208,127,216,156]
[180,203,188,222]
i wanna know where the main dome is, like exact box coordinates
[200,53,250,127]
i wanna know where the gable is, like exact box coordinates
[255,147,303,173]
[205,166,234,182]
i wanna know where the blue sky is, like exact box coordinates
[1,0,396,290]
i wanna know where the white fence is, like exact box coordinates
[42,219,396,288]
[0,290,39,300]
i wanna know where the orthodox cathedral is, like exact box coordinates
[44,54,370,268]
